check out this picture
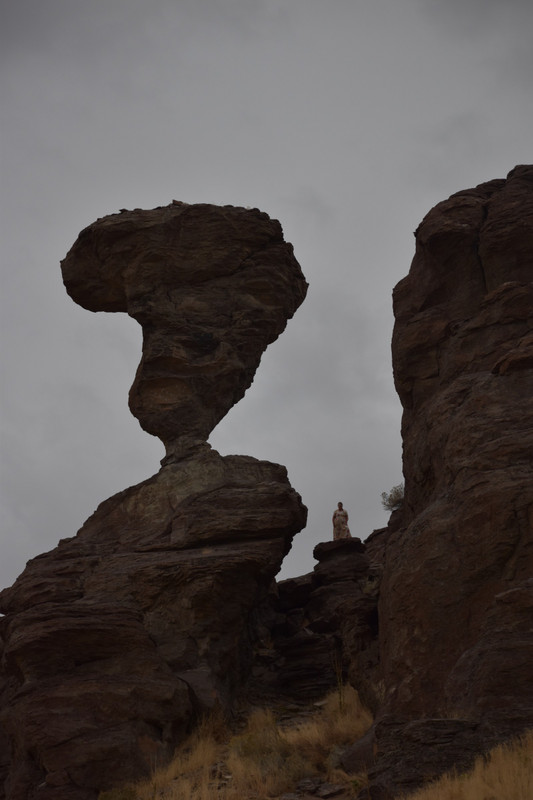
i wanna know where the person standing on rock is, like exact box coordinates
[332,501,351,539]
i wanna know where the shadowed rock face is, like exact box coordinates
[0,203,307,799]
[246,538,379,709]
[368,165,533,798]
[2,174,531,800]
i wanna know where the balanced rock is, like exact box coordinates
[61,203,307,457]
[0,204,307,799]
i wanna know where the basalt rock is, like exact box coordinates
[0,203,307,799]
[61,202,307,458]
[247,537,381,710]
[243,168,533,798]
[366,165,533,797]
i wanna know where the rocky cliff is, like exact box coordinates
[0,204,308,799]
[359,165,533,798]
[1,168,532,800]
[245,165,533,799]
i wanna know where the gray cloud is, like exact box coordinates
[415,0,533,29]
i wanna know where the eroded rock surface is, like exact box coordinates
[2,172,531,800]
[247,537,380,709]
[368,165,533,797]
[61,202,306,457]
[0,203,307,799]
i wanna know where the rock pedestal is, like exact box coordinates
[0,203,307,799]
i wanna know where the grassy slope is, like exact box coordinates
[402,730,533,800]
[99,691,533,800]
[100,684,372,799]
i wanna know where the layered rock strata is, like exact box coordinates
[247,537,381,710]
[2,171,531,800]
[368,165,533,797]
[61,202,307,459]
[0,204,308,799]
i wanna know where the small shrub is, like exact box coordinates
[381,483,404,512]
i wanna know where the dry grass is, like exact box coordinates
[282,685,372,770]
[101,684,372,800]
[224,686,372,797]
[130,711,227,800]
[402,729,533,800]
[99,706,533,800]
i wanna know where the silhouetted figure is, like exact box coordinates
[332,501,351,539]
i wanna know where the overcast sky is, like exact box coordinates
[1,0,532,589]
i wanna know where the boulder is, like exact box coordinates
[61,202,307,457]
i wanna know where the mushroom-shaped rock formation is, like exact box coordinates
[61,203,307,457]
[0,203,308,800]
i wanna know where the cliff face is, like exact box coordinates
[386,165,533,718]
[246,538,380,710]
[0,204,308,800]
[245,166,533,800]
[369,165,533,797]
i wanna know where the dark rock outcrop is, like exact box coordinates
[247,537,381,709]
[268,165,532,799]
[61,202,307,458]
[367,165,533,797]
[2,168,532,800]
[0,204,308,799]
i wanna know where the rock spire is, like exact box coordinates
[0,203,308,799]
